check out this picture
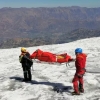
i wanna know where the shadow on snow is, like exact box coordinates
[9,76,72,93]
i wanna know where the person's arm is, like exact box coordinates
[68,58,76,62]
[76,57,81,67]
[23,53,32,62]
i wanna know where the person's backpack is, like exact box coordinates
[19,55,22,63]
[23,55,33,67]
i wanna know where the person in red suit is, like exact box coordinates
[72,48,87,95]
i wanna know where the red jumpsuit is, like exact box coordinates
[72,53,87,92]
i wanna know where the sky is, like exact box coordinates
[0,37,100,100]
[0,0,100,8]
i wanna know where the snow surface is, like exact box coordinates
[0,37,100,100]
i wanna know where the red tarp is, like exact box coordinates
[30,49,72,63]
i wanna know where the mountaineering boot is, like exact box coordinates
[79,88,84,93]
[72,91,80,95]
[79,83,84,93]
[27,78,31,81]
[22,79,28,82]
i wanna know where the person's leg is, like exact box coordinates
[72,75,80,95]
[22,67,28,81]
[72,75,79,92]
[79,76,84,93]
[27,68,32,81]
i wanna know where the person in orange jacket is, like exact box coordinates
[19,47,33,82]
[72,48,87,95]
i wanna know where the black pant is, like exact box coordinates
[22,66,32,81]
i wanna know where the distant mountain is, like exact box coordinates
[0,29,100,48]
[0,7,100,48]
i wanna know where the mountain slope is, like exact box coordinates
[1,7,100,48]
[0,29,100,48]
[0,37,100,100]
[0,7,100,38]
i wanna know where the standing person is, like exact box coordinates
[19,47,33,82]
[72,48,87,95]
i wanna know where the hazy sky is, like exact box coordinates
[0,0,100,8]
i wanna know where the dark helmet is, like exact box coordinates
[75,48,82,53]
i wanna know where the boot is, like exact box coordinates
[72,91,80,95]
[79,88,84,93]
[22,79,28,82]
[79,83,84,93]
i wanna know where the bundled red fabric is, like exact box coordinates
[30,49,73,63]
[30,49,56,62]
